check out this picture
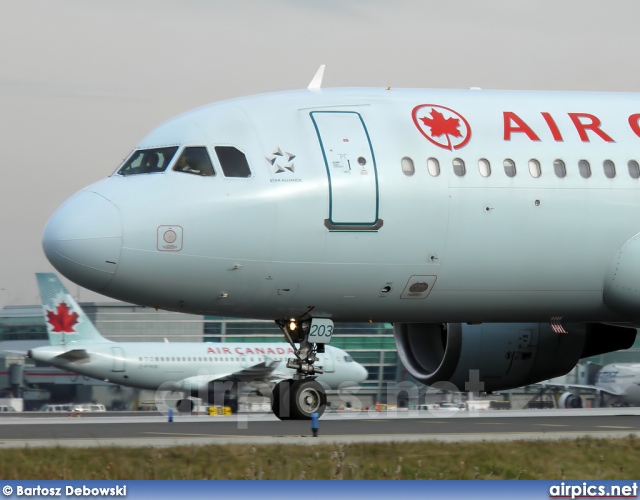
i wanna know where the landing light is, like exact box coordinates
[289,319,297,331]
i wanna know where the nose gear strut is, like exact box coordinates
[271,318,334,420]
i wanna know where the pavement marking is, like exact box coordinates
[142,432,245,438]
[596,426,635,429]
[533,424,568,427]
[477,422,506,425]
[143,432,274,439]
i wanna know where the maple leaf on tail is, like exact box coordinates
[46,302,79,333]
[420,109,462,149]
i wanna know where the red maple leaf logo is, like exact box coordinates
[46,303,79,333]
[412,104,471,150]
[420,110,462,147]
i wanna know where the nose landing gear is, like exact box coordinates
[272,318,333,420]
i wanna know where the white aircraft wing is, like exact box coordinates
[224,359,282,383]
[538,382,625,397]
[22,348,90,365]
[174,360,282,391]
[5,348,90,363]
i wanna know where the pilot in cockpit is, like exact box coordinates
[144,152,160,173]
[176,154,191,172]
[176,153,199,174]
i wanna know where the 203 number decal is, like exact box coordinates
[310,324,333,337]
[308,319,334,344]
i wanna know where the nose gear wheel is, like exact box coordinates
[270,379,327,420]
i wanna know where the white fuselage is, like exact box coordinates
[29,342,367,392]
[596,364,640,405]
[42,88,640,324]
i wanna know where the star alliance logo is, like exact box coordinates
[266,147,295,174]
[266,147,302,182]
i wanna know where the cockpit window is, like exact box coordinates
[214,146,252,178]
[344,356,353,363]
[173,147,215,176]
[118,147,178,176]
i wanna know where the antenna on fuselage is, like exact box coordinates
[307,65,325,90]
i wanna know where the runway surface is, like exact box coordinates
[0,408,639,448]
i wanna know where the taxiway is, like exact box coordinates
[0,408,638,448]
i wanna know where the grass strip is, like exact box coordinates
[2,436,639,479]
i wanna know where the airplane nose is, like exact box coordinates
[356,363,369,383]
[42,191,122,292]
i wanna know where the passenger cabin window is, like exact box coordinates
[478,158,491,177]
[554,159,566,178]
[452,158,466,177]
[214,146,252,178]
[117,147,178,176]
[603,160,616,179]
[528,159,541,178]
[629,160,640,179]
[401,157,415,176]
[173,147,215,176]
[503,159,516,178]
[579,159,591,178]
[427,157,440,177]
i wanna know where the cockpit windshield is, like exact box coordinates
[173,147,215,176]
[344,356,353,363]
[117,147,179,176]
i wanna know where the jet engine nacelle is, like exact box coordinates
[394,323,636,393]
[604,232,640,319]
[558,392,583,409]
[168,377,244,413]
[176,398,194,413]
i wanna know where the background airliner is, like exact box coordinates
[41,71,640,418]
[541,363,640,408]
[28,273,367,417]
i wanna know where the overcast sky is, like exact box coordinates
[2,0,640,307]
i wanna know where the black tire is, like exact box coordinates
[271,380,293,420]
[224,396,238,414]
[290,379,326,419]
[223,384,239,414]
